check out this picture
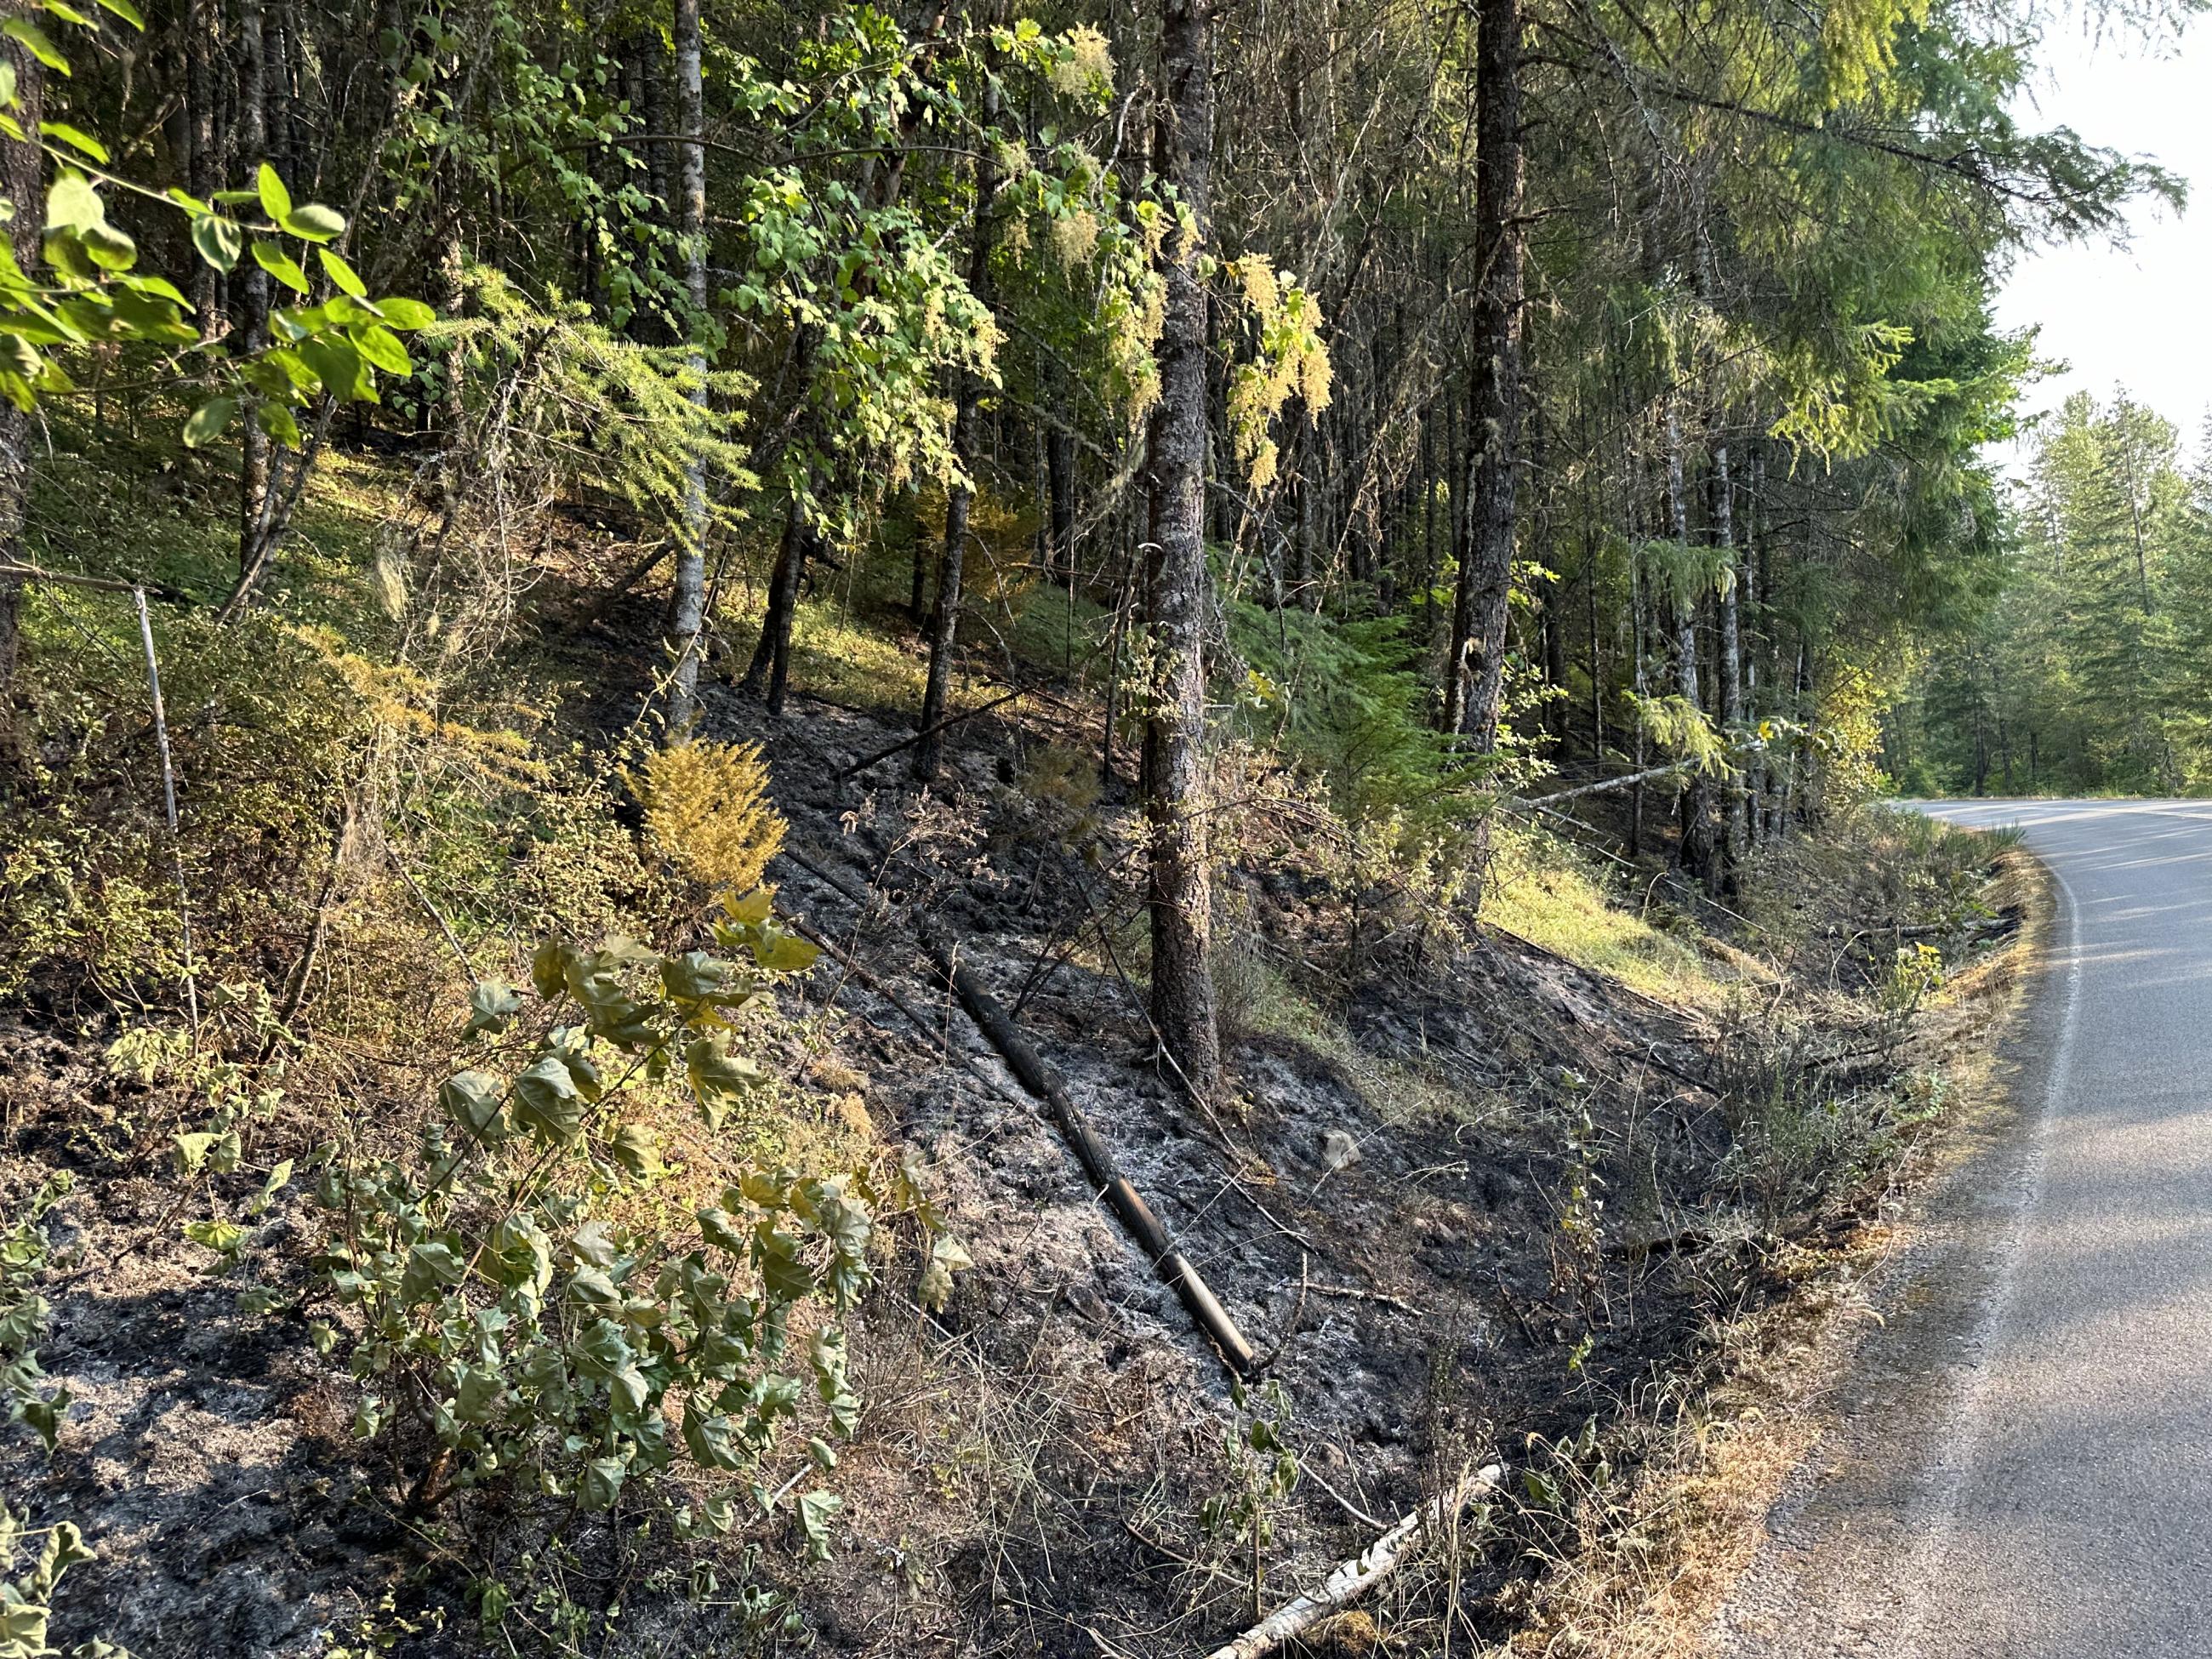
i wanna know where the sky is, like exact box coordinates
[1992,14,2212,462]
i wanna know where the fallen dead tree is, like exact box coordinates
[778,845,1259,1376]
[1202,1462,1508,1659]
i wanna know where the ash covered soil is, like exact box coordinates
[0,647,1956,1658]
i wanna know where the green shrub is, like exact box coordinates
[251,901,965,1631]
[1228,603,1456,832]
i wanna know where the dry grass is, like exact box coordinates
[1482,827,1734,1012]
[1495,840,2050,1658]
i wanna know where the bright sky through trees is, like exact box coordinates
[1994,16,2212,455]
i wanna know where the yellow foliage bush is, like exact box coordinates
[634,739,787,895]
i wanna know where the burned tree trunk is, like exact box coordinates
[915,76,1003,781]
[1140,0,1223,1101]
[1440,0,1523,753]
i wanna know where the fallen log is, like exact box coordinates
[1202,1462,1507,1659]
[778,845,1259,1377]
[834,682,1028,779]
[1511,759,1702,810]
[919,934,1257,1376]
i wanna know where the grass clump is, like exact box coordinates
[1482,824,1725,1009]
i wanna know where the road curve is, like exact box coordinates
[1713,799,2212,1658]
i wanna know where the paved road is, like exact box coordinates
[1715,800,2212,1658]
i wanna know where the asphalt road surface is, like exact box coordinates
[1713,800,2212,1658]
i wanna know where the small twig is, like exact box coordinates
[1253,1252,1309,1371]
[1494,1273,1542,1347]
[835,682,1028,780]
[1303,1464,1388,1531]
[387,850,474,980]
[1121,1516,1205,1571]
[268,800,356,1055]
[133,586,198,1033]
[1268,1280,1426,1317]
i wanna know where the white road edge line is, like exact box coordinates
[1892,831,2084,1656]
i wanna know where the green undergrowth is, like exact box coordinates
[1482,823,1729,1009]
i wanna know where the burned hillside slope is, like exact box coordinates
[0,641,2016,1659]
[669,679,2004,1656]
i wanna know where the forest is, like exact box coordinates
[1895,388,2212,795]
[0,0,2181,1651]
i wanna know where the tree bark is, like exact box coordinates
[236,0,272,578]
[266,0,299,183]
[1440,0,1523,750]
[1713,427,1744,875]
[742,495,807,711]
[1665,393,1717,882]
[1141,0,1223,1102]
[915,75,1002,781]
[0,40,39,754]
[663,0,710,738]
[1046,414,1075,584]
[1625,395,1648,857]
[186,0,221,331]
[1742,437,1765,845]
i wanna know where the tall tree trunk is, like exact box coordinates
[915,77,1001,780]
[663,0,710,738]
[1578,396,1604,759]
[907,495,929,622]
[1742,437,1765,846]
[1046,406,1076,584]
[743,497,807,710]
[237,0,271,578]
[0,42,40,755]
[1419,389,1439,608]
[1440,0,1523,751]
[267,0,298,183]
[1626,401,1649,857]
[187,0,220,331]
[1713,425,1743,881]
[1141,0,1223,1102]
[641,30,672,217]
[1665,393,1716,881]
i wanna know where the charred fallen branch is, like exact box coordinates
[778,844,1259,1376]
